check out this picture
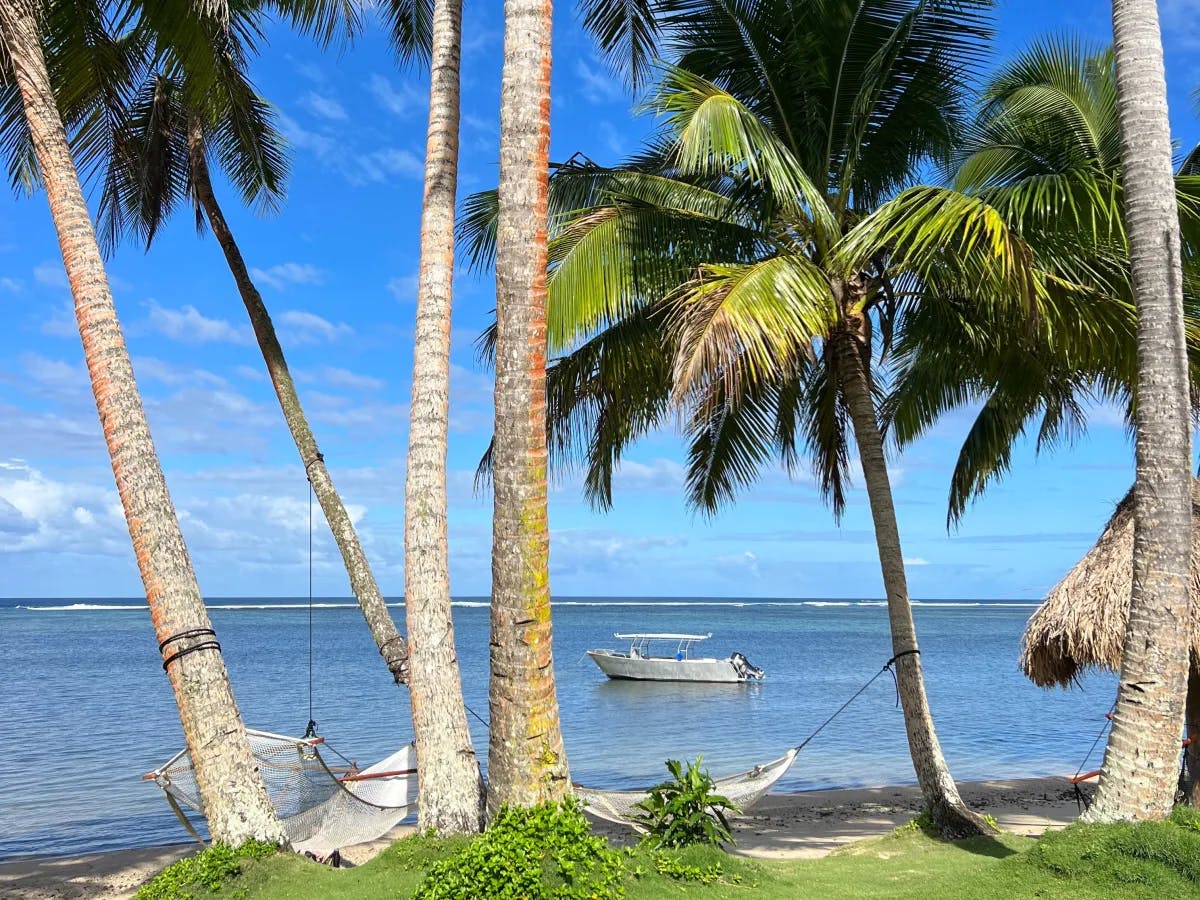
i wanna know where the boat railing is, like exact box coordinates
[615,632,713,660]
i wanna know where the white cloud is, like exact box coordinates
[715,550,761,579]
[1084,399,1128,429]
[612,459,687,493]
[279,114,423,185]
[1162,1,1200,48]
[41,301,76,337]
[277,309,353,344]
[298,366,386,391]
[904,556,930,567]
[0,276,22,292]
[0,460,126,555]
[234,364,268,382]
[145,301,252,344]
[249,262,325,291]
[575,59,624,104]
[22,354,84,389]
[387,272,420,302]
[302,92,347,121]
[368,75,424,116]
[33,261,67,289]
[549,528,686,576]
[463,113,496,134]
[133,356,229,388]
[597,121,623,157]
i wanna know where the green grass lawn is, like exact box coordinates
[195,819,1200,900]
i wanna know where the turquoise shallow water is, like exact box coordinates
[0,597,1115,860]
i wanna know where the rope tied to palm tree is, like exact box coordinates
[794,649,920,752]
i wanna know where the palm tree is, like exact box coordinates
[1085,0,1192,822]
[486,0,570,813]
[0,0,284,845]
[861,36,1200,819]
[100,2,410,688]
[465,0,1011,836]
[878,39,1200,526]
[93,0,490,833]
[396,0,487,832]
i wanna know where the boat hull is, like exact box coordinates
[586,650,748,683]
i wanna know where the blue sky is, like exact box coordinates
[2,0,1199,600]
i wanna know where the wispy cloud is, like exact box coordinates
[575,59,624,105]
[297,366,385,391]
[250,262,325,291]
[0,277,22,293]
[278,310,353,344]
[145,300,252,345]
[302,91,348,121]
[33,261,67,289]
[368,75,424,117]
[279,114,424,185]
[387,272,420,302]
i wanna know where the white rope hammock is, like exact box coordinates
[145,728,417,856]
[573,748,798,828]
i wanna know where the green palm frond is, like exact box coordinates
[668,253,833,403]
[828,0,992,208]
[548,196,766,352]
[268,0,364,48]
[651,64,838,245]
[376,0,433,65]
[835,186,1047,309]
[96,72,190,252]
[973,36,1118,171]
[578,0,680,92]
[787,349,851,518]
[682,370,784,515]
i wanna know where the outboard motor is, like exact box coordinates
[730,652,765,680]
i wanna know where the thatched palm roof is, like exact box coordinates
[1020,480,1200,688]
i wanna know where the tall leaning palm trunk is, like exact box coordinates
[488,0,569,813]
[0,1,283,845]
[1085,0,1193,822]
[183,119,409,685]
[832,292,988,837]
[403,0,485,833]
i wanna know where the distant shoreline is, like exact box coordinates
[0,776,1085,899]
[0,594,1043,603]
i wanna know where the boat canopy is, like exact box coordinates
[613,632,712,640]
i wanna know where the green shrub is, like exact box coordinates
[413,798,626,900]
[630,757,738,849]
[647,849,741,885]
[135,841,277,900]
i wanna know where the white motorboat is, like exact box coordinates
[586,633,765,683]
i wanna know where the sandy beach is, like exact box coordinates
[0,776,1090,899]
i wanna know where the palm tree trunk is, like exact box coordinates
[1083,0,1192,823]
[0,1,283,846]
[1186,665,1200,806]
[487,0,569,814]
[833,301,990,839]
[184,118,409,686]
[403,0,486,834]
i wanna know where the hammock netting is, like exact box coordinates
[573,748,798,827]
[148,729,417,856]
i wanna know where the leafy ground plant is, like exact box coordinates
[413,798,626,900]
[630,757,739,848]
[135,841,277,900]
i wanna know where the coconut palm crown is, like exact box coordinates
[876,36,1200,524]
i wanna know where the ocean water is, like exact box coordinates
[0,596,1115,860]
